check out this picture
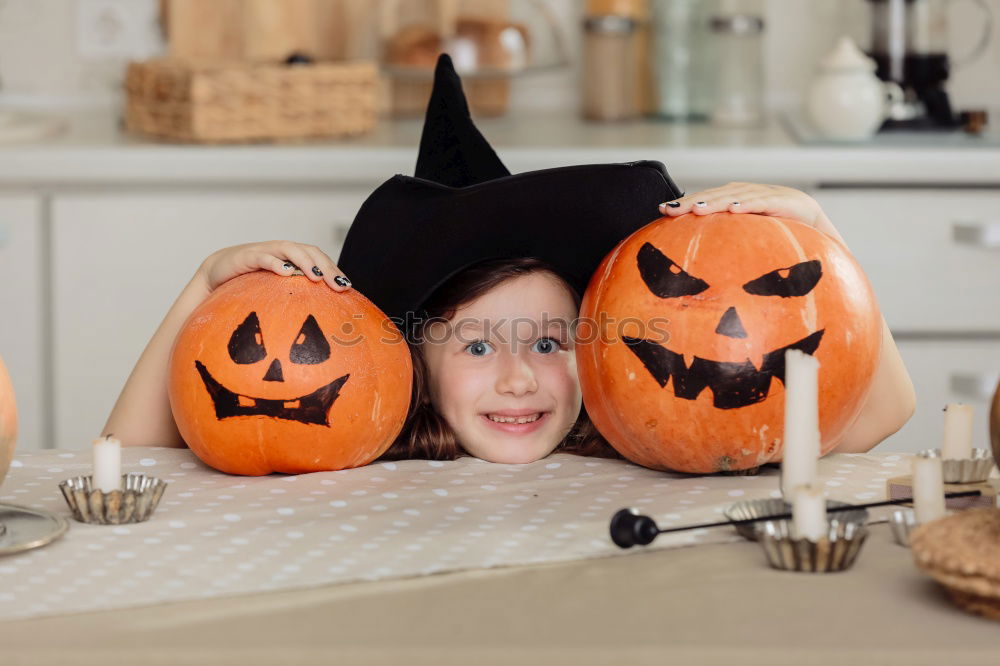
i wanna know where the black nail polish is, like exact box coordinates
[665,201,681,208]
[695,201,706,206]
[334,275,350,287]
[282,262,294,270]
[311,266,323,277]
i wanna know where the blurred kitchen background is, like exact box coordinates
[0,0,997,458]
[0,0,996,123]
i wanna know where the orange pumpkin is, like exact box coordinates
[577,212,881,474]
[0,354,16,487]
[169,272,412,475]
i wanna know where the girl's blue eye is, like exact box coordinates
[465,340,495,357]
[532,337,560,354]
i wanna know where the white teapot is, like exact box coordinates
[806,36,904,141]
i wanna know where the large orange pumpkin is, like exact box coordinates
[0,354,16,487]
[169,271,412,475]
[577,212,882,474]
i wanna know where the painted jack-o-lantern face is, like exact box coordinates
[195,311,350,426]
[577,213,881,474]
[169,272,412,476]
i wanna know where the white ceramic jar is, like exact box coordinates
[806,36,904,141]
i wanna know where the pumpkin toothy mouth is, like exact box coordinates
[621,329,824,410]
[194,361,350,426]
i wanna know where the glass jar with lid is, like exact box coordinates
[709,13,766,128]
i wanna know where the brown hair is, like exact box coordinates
[378,257,621,462]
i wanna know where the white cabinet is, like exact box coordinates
[811,187,1000,454]
[881,339,1000,453]
[811,188,1000,333]
[0,195,45,452]
[50,189,372,450]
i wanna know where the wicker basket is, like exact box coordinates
[124,59,379,143]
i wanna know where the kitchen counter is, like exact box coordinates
[0,108,998,187]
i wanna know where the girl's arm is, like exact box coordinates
[102,241,352,447]
[659,184,916,453]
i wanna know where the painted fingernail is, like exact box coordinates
[282,261,294,270]
[663,201,682,208]
[311,266,324,277]
[334,275,351,287]
[731,201,741,206]
[694,201,707,207]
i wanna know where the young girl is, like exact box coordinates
[103,182,916,464]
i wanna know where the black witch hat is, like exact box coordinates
[337,54,682,332]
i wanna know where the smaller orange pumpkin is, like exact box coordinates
[0,354,17,488]
[169,272,412,476]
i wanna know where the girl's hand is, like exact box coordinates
[196,241,352,293]
[658,182,845,244]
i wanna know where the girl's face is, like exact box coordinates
[421,272,581,464]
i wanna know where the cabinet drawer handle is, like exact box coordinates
[950,372,1000,401]
[952,222,1000,249]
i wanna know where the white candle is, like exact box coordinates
[941,403,974,460]
[781,349,821,499]
[912,454,946,524]
[92,434,121,493]
[791,484,827,541]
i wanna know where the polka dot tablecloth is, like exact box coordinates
[0,448,908,621]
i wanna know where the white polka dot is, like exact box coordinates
[428,461,444,467]
[46,467,63,473]
[372,505,388,511]
[116,551,136,559]
[340,524,358,532]
[727,490,745,497]
[230,537,249,545]
[286,531,304,539]
[223,514,241,522]
[453,506,469,513]
[545,462,561,469]
[10,460,22,468]
[382,492,398,499]
[270,489,287,494]
[139,458,156,467]
[180,462,197,469]
[433,489,448,496]
[404,509,420,516]
[350,490,367,496]
[381,463,397,471]
[143,537,161,545]
[0,565,18,574]
[57,453,75,459]
[329,500,347,507]
[111,527,131,535]
[168,520,187,528]
[277,508,294,515]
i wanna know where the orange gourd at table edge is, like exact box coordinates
[168,272,412,476]
[0,354,17,487]
[576,212,882,474]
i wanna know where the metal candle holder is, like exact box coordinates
[58,473,167,524]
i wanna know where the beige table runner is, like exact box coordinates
[0,448,908,622]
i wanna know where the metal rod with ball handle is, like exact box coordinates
[609,490,983,549]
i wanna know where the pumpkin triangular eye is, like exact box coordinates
[637,242,709,298]
[290,315,331,365]
[742,260,822,297]
[229,312,267,364]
